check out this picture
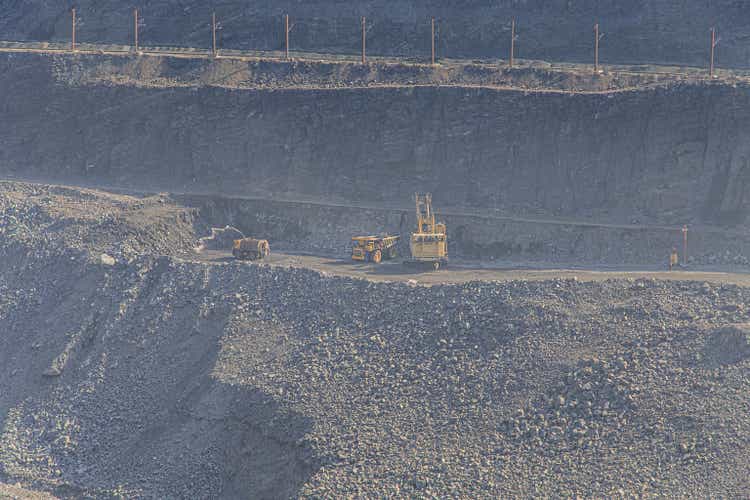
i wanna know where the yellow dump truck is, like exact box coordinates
[351,235,400,263]
[409,193,447,270]
[232,238,270,261]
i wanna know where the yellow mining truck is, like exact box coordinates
[351,235,400,263]
[232,238,270,261]
[409,193,448,270]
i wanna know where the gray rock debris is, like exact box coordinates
[0,180,748,499]
[99,253,116,266]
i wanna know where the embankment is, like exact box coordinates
[1,52,750,229]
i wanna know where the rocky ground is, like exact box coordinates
[42,47,680,93]
[0,181,749,498]
[0,182,197,264]
[0,481,57,499]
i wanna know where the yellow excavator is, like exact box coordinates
[409,193,448,270]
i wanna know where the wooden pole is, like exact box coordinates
[134,8,139,52]
[431,17,436,65]
[362,16,366,64]
[71,8,76,51]
[682,225,688,266]
[436,22,440,62]
[285,14,290,60]
[212,12,217,57]
[594,23,599,73]
[710,27,716,77]
[510,17,515,68]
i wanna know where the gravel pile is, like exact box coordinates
[0,181,198,265]
[0,181,748,498]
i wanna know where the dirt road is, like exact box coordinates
[195,250,750,286]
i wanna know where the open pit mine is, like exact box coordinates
[1,1,749,498]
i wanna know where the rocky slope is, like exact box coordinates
[1,1,750,68]
[1,52,750,227]
[0,182,197,263]
[1,182,749,498]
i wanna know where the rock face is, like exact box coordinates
[1,53,750,226]
[1,1,750,68]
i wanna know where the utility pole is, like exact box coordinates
[362,16,366,64]
[134,8,139,52]
[212,12,217,57]
[710,27,717,77]
[431,17,436,65]
[682,225,689,266]
[510,17,515,68]
[285,14,290,60]
[71,8,77,52]
[594,23,599,73]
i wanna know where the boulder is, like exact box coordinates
[704,324,750,366]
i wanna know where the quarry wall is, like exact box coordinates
[1,52,749,227]
[1,1,750,68]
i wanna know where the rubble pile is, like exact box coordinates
[506,357,637,452]
[0,181,748,498]
[0,182,197,265]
